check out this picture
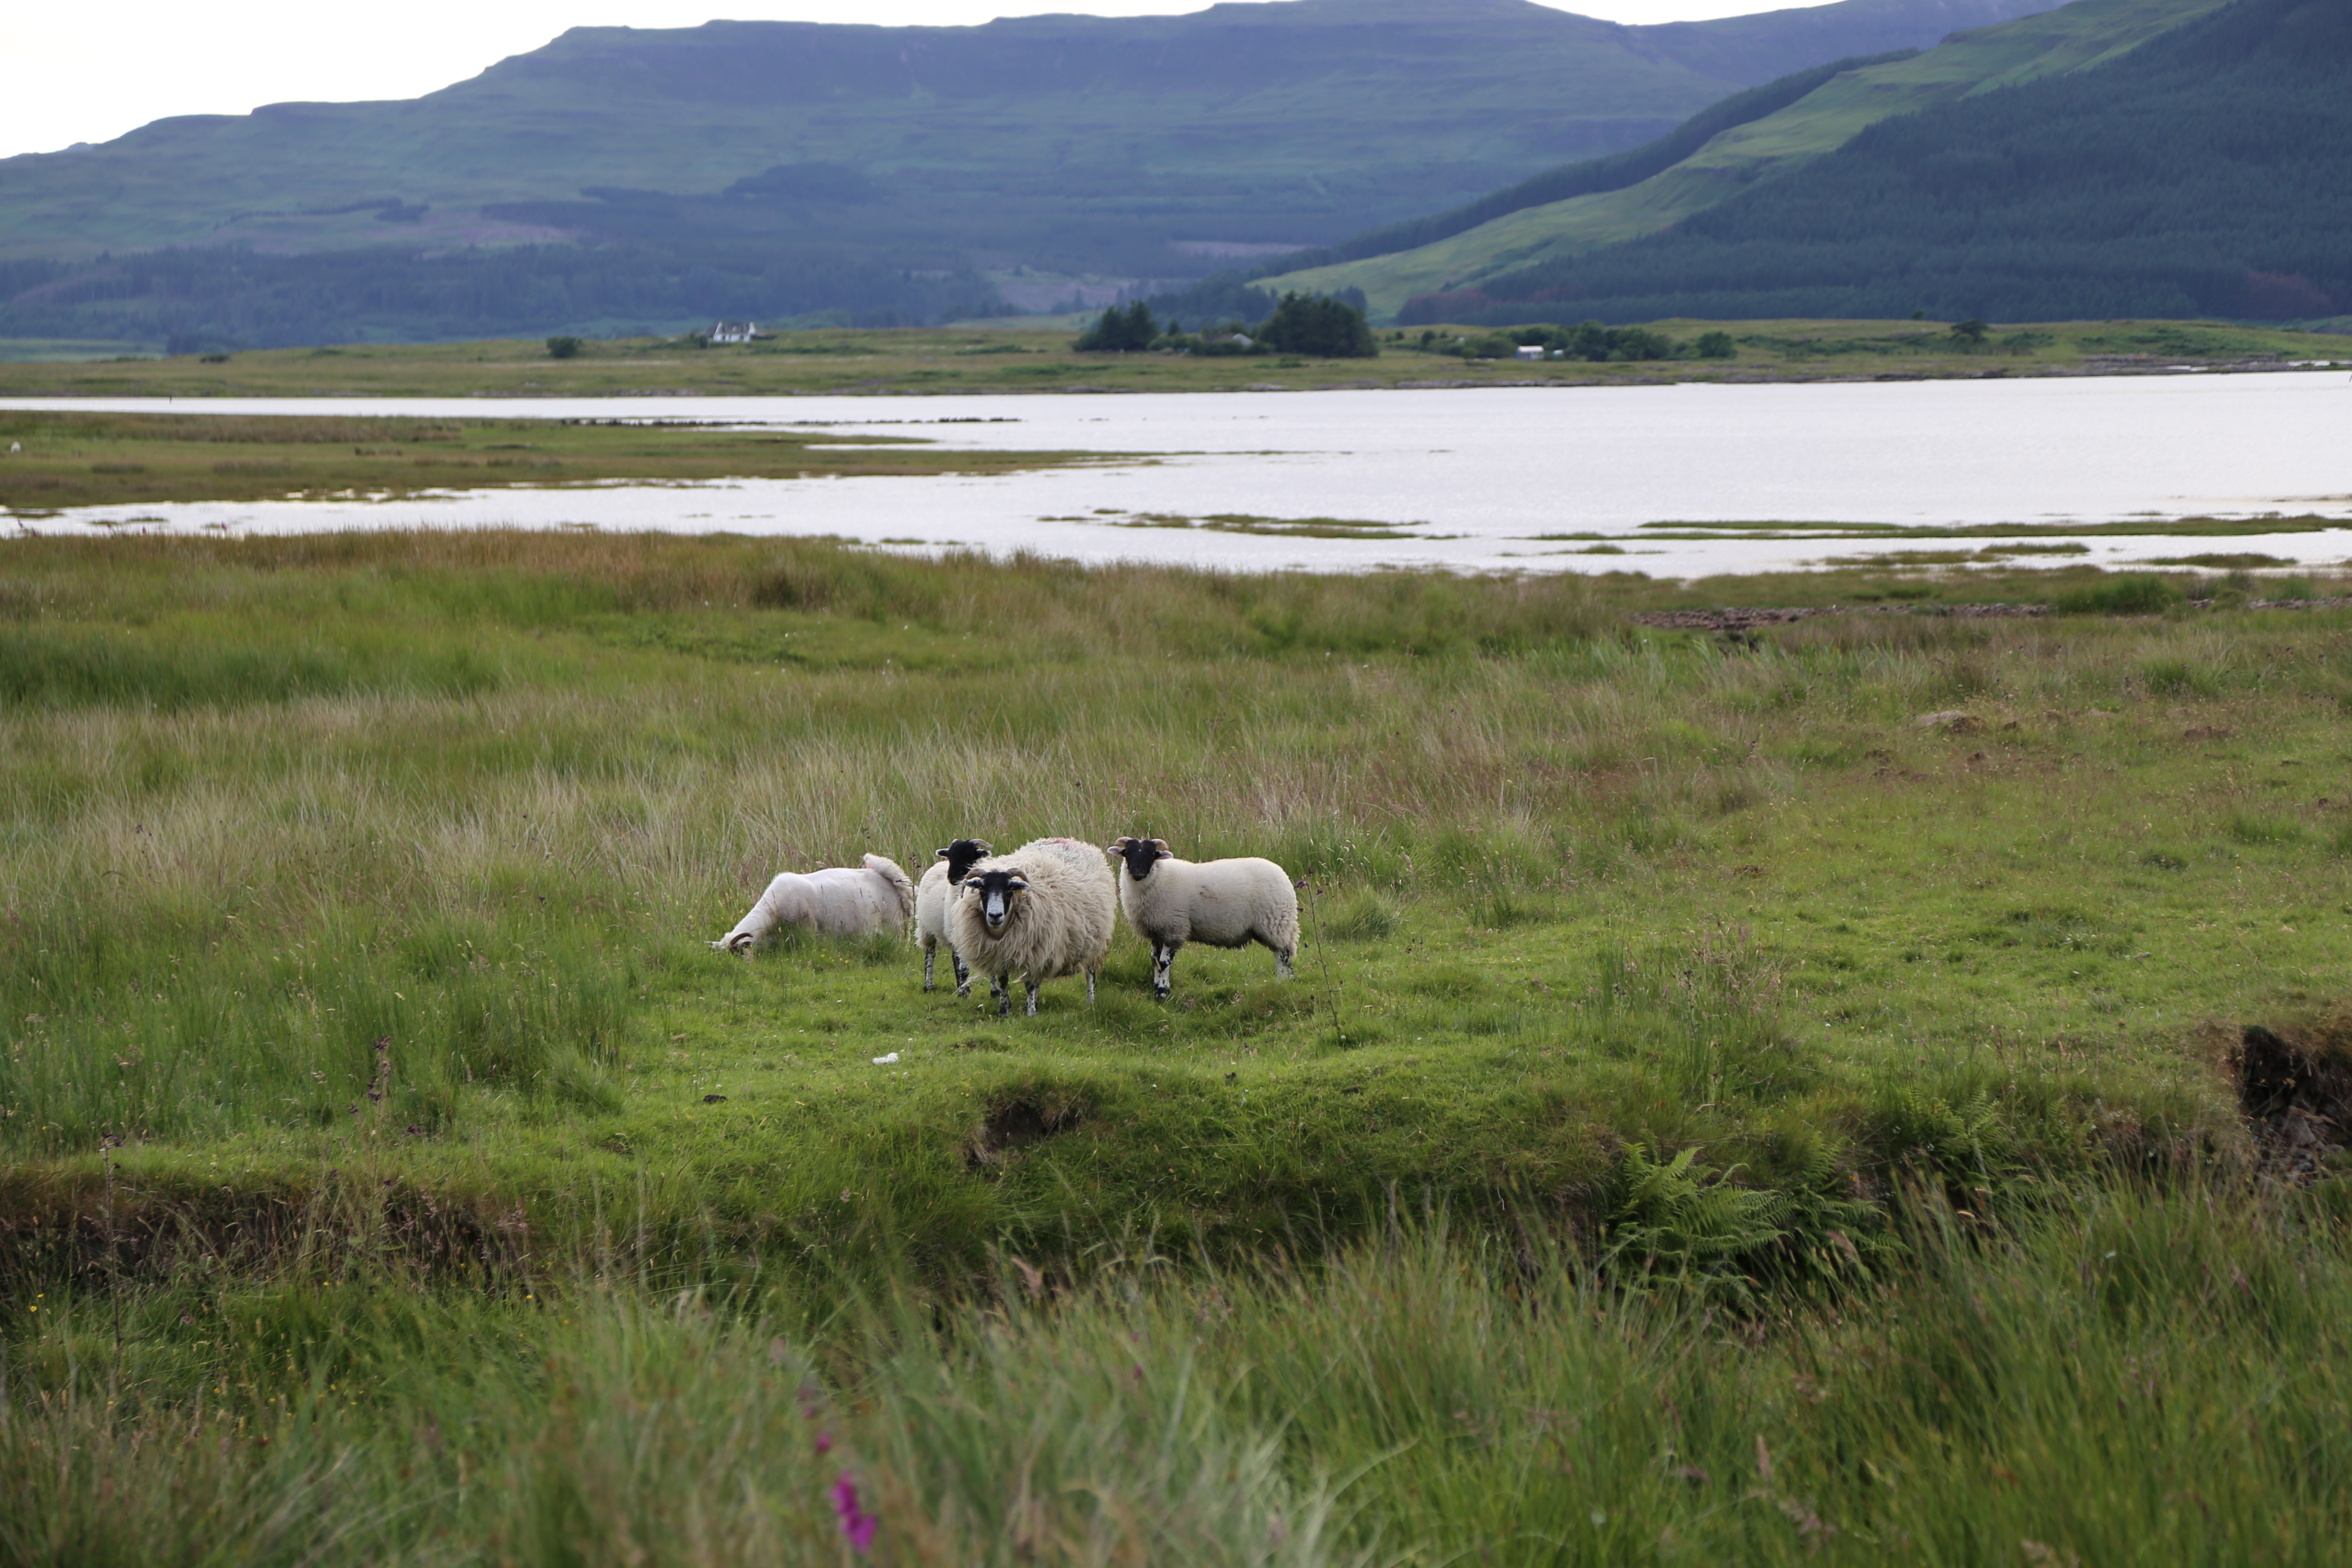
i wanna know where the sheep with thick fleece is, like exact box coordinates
[947,836,1116,1017]
[913,838,992,994]
[1107,836,1298,998]
[711,854,914,952]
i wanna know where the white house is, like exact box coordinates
[708,321,759,344]
[1515,344,1545,361]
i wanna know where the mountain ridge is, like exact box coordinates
[1260,0,2230,317]
[0,0,2063,345]
[1392,0,2352,325]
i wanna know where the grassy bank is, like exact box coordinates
[0,409,1104,514]
[4,532,2350,1560]
[14,1188,2352,1566]
[0,318,2345,399]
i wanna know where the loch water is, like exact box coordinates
[7,372,2350,575]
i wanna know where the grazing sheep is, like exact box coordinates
[1107,836,1298,999]
[711,854,915,952]
[948,836,1117,1017]
[913,837,992,994]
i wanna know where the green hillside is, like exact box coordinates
[0,0,2060,345]
[1400,0,2352,325]
[1265,0,2226,320]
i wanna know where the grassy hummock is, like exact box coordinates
[3,531,2350,1562]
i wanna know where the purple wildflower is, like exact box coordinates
[833,1472,878,1554]
[815,1431,834,1456]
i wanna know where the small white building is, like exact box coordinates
[708,321,759,344]
[1515,344,1545,361]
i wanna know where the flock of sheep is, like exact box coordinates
[712,835,1301,1015]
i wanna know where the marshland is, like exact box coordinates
[3,528,2351,1564]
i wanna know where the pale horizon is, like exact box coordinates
[0,0,1844,161]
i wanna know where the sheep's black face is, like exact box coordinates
[939,838,992,883]
[1112,836,1173,882]
[964,868,1028,931]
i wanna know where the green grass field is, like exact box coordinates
[2,318,2346,403]
[4,531,2352,1563]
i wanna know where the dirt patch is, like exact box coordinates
[1631,604,2050,633]
[2237,1021,2352,1180]
[965,1096,1087,1171]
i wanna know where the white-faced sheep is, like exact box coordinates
[711,854,915,953]
[947,836,1117,1017]
[913,837,992,994]
[1107,836,1298,999]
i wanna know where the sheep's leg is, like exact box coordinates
[953,954,972,998]
[1024,981,1040,1017]
[1152,943,1177,1000]
[993,977,1011,1018]
[922,943,937,992]
[1086,970,1096,1006]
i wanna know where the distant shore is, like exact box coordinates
[0,318,2343,401]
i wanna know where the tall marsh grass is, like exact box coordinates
[7,1188,2350,1565]
[5,533,2352,1559]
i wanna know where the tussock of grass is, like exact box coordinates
[2055,573,2183,616]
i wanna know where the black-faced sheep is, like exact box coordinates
[1106,836,1298,999]
[947,836,1117,1017]
[914,837,992,994]
[711,854,915,953]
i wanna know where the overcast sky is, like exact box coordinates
[1,0,1826,160]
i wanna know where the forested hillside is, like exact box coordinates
[1400,0,2351,326]
[0,0,2057,347]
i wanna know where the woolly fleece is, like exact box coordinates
[713,854,915,951]
[948,836,1116,1004]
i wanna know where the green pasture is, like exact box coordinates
[2,318,2347,404]
[3,531,2351,1562]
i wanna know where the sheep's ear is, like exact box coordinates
[1106,836,1132,853]
[1006,873,1029,890]
[962,876,986,889]
[1152,845,1174,860]
[936,847,952,860]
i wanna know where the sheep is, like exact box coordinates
[1106,836,1298,999]
[913,837,992,994]
[711,854,915,953]
[947,836,1117,1017]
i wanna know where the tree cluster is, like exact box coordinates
[1253,292,1378,358]
[1073,301,1159,352]
[1074,292,1378,358]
